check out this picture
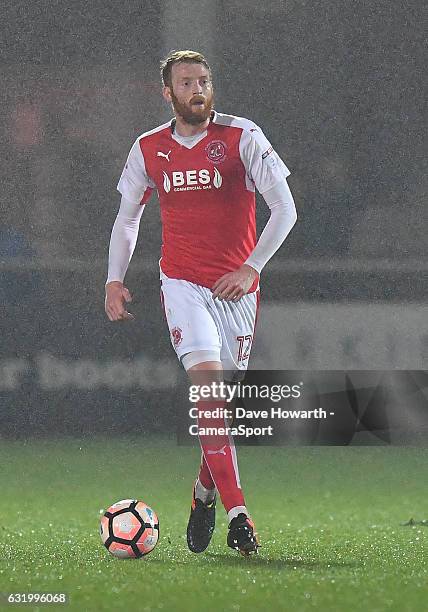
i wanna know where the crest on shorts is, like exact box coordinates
[205,140,227,164]
[171,326,183,347]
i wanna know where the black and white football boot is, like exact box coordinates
[186,486,216,553]
[227,513,259,556]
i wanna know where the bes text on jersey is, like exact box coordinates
[162,168,223,193]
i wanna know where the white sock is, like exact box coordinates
[228,505,248,522]
[194,478,216,504]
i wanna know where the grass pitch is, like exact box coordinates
[0,438,427,611]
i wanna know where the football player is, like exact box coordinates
[105,50,297,555]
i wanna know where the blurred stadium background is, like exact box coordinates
[0,0,426,436]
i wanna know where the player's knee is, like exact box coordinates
[182,350,222,372]
[184,350,222,387]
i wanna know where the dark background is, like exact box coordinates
[0,1,426,436]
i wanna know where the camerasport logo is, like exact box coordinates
[205,140,227,163]
[162,168,222,193]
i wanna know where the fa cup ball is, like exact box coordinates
[100,499,159,558]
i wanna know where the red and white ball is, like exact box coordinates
[100,499,159,558]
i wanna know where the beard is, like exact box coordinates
[170,89,214,125]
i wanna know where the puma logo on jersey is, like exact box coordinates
[162,168,223,193]
[157,150,171,161]
[207,445,227,456]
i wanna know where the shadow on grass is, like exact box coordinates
[203,552,362,570]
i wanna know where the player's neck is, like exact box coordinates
[174,116,210,137]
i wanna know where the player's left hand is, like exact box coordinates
[212,264,259,301]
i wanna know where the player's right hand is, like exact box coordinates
[105,281,135,321]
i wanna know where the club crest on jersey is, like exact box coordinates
[162,168,222,193]
[205,140,227,164]
[171,326,182,347]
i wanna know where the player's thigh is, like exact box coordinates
[211,291,259,371]
[160,278,221,359]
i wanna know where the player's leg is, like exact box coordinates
[211,290,260,376]
[196,452,216,498]
[188,359,258,555]
[160,274,258,553]
[207,290,261,554]
[181,351,217,497]
[159,277,221,551]
[187,360,248,520]
[185,359,221,554]
[186,358,257,555]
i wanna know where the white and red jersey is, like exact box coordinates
[117,110,290,292]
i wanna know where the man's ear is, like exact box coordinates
[162,86,172,103]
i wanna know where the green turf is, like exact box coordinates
[0,438,427,612]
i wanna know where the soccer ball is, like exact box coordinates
[100,499,159,558]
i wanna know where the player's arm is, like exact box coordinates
[244,178,297,273]
[212,180,297,300]
[105,195,146,321]
[213,125,297,301]
[106,136,154,321]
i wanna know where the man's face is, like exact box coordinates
[163,62,214,125]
